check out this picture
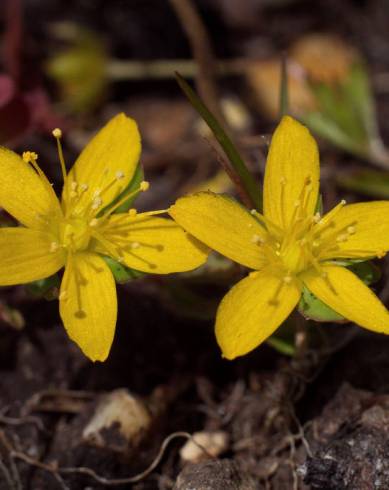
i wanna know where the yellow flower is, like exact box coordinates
[170,116,389,360]
[0,113,208,361]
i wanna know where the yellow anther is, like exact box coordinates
[50,242,59,252]
[128,208,137,217]
[294,200,301,207]
[280,177,287,185]
[131,242,140,249]
[340,199,346,205]
[89,218,99,227]
[140,181,150,191]
[52,128,62,138]
[70,181,77,191]
[313,212,321,223]
[91,197,103,210]
[70,191,77,198]
[92,189,101,198]
[377,250,386,259]
[116,170,125,180]
[251,234,263,244]
[283,275,293,284]
[336,234,348,242]
[347,226,356,234]
[312,240,320,247]
[22,151,38,164]
[80,184,89,192]
[275,251,281,256]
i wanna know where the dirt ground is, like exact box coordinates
[1,1,389,489]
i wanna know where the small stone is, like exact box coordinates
[174,459,260,490]
[179,431,229,464]
[82,389,151,454]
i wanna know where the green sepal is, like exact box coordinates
[175,72,262,211]
[298,285,345,322]
[103,256,144,284]
[26,274,61,300]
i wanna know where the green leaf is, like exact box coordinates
[337,170,389,199]
[343,63,379,143]
[175,72,262,211]
[302,63,383,162]
[103,256,144,284]
[302,111,366,156]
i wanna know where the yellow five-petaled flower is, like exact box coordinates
[0,113,208,361]
[170,116,389,359]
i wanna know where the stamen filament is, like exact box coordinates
[100,181,150,218]
[52,128,67,186]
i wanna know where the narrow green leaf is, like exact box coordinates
[175,72,262,211]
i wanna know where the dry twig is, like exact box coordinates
[0,430,212,487]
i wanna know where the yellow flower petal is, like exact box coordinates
[0,227,65,285]
[94,213,209,274]
[263,116,319,229]
[63,113,141,215]
[0,147,61,229]
[169,192,267,270]
[59,252,117,362]
[319,201,389,259]
[216,270,301,359]
[303,265,389,334]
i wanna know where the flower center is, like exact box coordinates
[251,193,357,280]
[59,218,92,252]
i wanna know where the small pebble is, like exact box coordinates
[174,459,260,490]
[82,389,151,452]
[180,431,229,463]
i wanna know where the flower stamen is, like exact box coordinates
[52,128,68,186]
